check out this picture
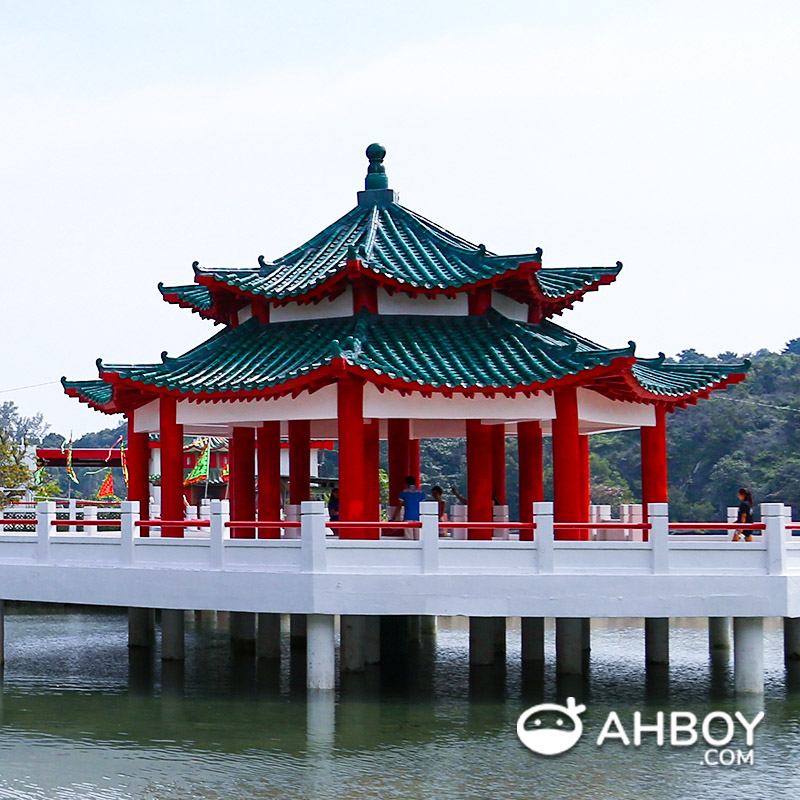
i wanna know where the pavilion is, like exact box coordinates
[62,144,749,539]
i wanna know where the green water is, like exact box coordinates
[0,609,797,799]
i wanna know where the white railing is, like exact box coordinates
[0,500,794,578]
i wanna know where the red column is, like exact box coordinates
[491,425,507,505]
[518,421,543,539]
[126,415,150,517]
[159,395,184,537]
[364,419,381,520]
[387,418,410,507]
[257,421,282,537]
[231,427,256,539]
[641,405,668,536]
[338,374,371,539]
[466,419,493,540]
[288,420,311,506]
[409,438,421,486]
[579,434,591,523]
[552,387,585,540]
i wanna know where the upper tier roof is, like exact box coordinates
[184,144,621,316]
[73,309,747,411]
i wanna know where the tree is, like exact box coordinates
[0,402,48,502]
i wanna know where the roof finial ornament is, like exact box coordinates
[365,143,388,191]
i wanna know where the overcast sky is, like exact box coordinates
[2,0,798,436]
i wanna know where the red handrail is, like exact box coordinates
[327,521,422,529]
[442,521,536,529]
[50,519,121,527]
[553,522,651,530]
[0,519,36,525]
[226,521,301,529]
[785,523,800,529]
[136,519,211,528]
[669,522,766,530]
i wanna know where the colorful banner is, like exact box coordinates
[97,471,114,498]
[185,438,211,486]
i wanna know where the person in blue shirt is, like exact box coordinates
[392,475,426,522]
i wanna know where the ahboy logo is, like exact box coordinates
[516,697,587,756]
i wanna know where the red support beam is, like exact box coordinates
[231,427,256,539]
[409,438,421,487]
[466,419,493,540]
[159,396,184,538]
[641,405,668,537]
[491,424,507,505]
[288,420,311,506]
[257,421,282,537]
[552,387,586,540]
[126,415,151,535]
[364,419,381,521]
[387,418,410,507]
[579,434,591,523]
[338,374,372,538]
[517,420,543,539]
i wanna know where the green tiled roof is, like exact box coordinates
[536,265,621,299]
[195,202,546,298]
[159,283,213,310]
[98,309,636,395]
[61,378,114,409]
[630,356,751,398]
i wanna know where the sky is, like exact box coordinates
[1,0,798,436]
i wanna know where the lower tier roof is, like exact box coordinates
[63,309,748,412]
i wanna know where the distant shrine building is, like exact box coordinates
[63,144,748,538]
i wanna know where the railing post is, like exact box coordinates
[763,502,787,575]
[209,499,229,570]
[420,501,440,574]
[120,500,139,566]
[649,502,669,574]
[301,501,327,573]
[36,501,55,564]
[533,502,554,573]
[82,505,98,534]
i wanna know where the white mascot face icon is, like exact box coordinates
[516,697,587,756]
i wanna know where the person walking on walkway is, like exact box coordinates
[733,487,755,542]
[392,475,425,522]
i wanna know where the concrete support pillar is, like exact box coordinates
[518,421,543,538]
[159,396,185,536]
[161,609,185,661]
[421,615,437,637]
[469,617,495,665]
[407,615,422,644]
[340,614,366,672]
[230,611,256,653]
[128,607,155,648]
[493,617,506,659]
[645,618,670,665]
[552,387,585,540]
[555,618,583,674]
[709,617,732,651]
[784,618,800,663]
[364,616,381,664]
[582,618,591,652]
[288,420,311,506]
[521,618,545,662]
[307,614,336,691]
[257,421,282,535]
[290,614,307,649]
[256,613,281,659]
[733,617,764,694]
[466,420,493,540]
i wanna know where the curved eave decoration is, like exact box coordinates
[60,378,119,414]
